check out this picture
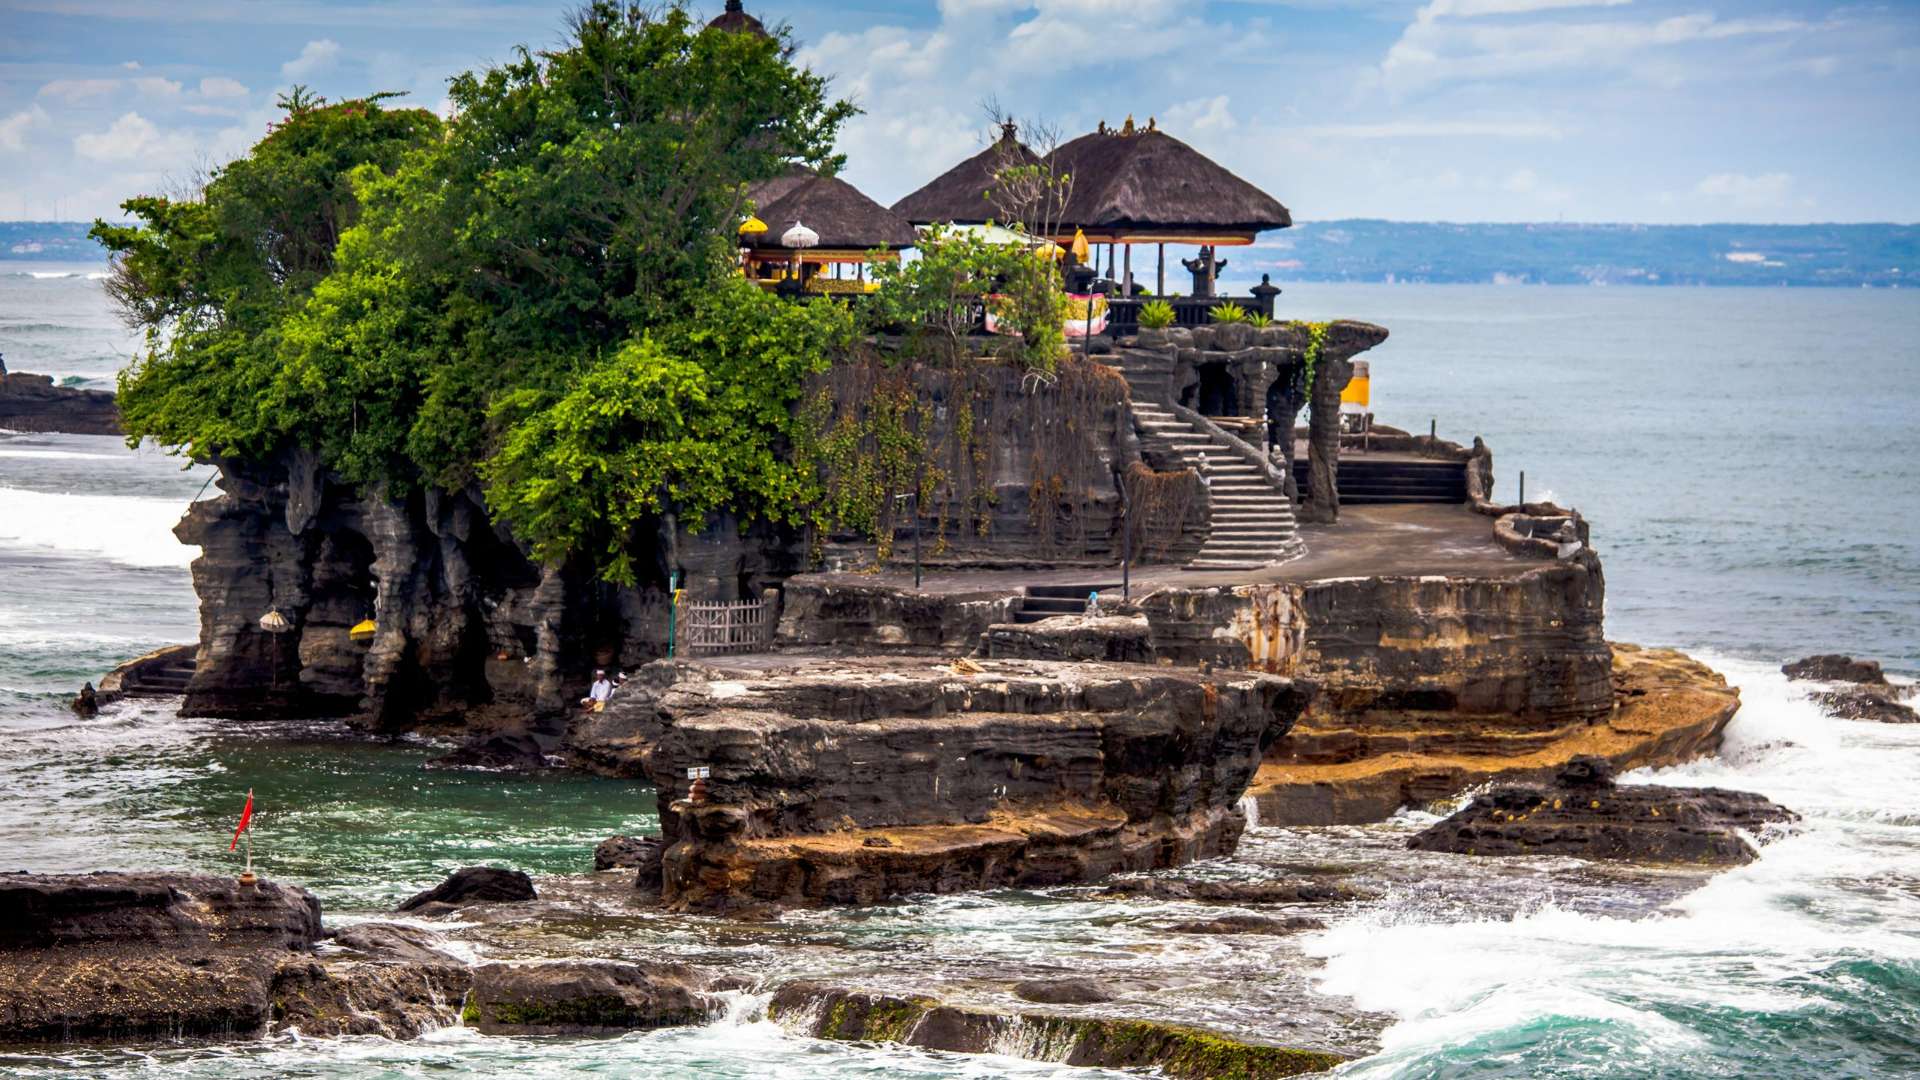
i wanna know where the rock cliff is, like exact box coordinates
[567,657,1310,910]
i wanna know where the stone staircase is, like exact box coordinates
[1112,351,1299,570]
[1010,583,1120,624]
[1290,456,1469,505]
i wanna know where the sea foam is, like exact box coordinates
[0,486,199,568]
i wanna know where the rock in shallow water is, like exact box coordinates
[1166,914,1326,936]
[1817,687,1918,724]
[396,866,536,912]
[1783,654,1889,685]
[463,960,719,1034]
[770,981,1344,1079]
[1408,756,1797,865]
[1013,978,1117,1005]
[421,734,550,771]
[0,871,322,1043]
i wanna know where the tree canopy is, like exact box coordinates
[96,2,858,583]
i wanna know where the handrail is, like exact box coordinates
[1164,400,1290,494]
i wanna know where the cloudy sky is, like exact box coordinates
[2,0,1916,224]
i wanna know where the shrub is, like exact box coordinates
[1137,299,1176,330]
[1247,311,1274,328]
[1208,302,1248,324]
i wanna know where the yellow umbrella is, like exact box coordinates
[1070,228,1090,264]
[739,216,768,235]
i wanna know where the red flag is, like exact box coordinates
[229,789,254,851]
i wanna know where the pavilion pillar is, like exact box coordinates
[1157,243,1165,295]
[1106,243,1116,282]
[1123,243,1132,297]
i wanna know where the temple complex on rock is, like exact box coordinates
[118,1,1737,915]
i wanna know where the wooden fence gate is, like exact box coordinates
[680,597,774,655]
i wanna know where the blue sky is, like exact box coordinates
[2,0,1916,224]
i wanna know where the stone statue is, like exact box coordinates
[1181,246,1226,298]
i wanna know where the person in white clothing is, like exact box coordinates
[581,669,615,710]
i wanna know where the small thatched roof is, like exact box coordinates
[1049,119,1291,240]
[745,169,918,253]
[707,0,770,38]
[891,121,1045,227]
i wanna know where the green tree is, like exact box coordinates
[96,2,861,583]
[94,95,442,459]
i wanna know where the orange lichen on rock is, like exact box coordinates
[1245,644,1739,825]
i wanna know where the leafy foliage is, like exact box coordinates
[1207,302,1249,324]
[94,2,859,582]
[1136,299,1176,330]
[868,224,1068,372]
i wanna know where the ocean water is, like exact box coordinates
[1,263,1916,1077]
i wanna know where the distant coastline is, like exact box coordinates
[5,219,1914,288]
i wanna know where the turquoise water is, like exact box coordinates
[2,264,1918,1076]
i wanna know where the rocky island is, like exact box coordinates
[29,3,1825,1075]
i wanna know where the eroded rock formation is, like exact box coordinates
[768,982,1345,1079]
[0,371,121,435]
[568,657,1310,910]
[0,871,321,1042]
[1409,755,1797,865]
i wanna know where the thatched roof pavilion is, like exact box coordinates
[743,168,917,270]
[891,121,1045,227]
[1049,117,1291,245]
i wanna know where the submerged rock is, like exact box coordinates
[593,834,666,874]
[1101,877,1371,905]
[1783,654,1889,685]
[273,923,469,1038]
[422,733,550,771]
[769,981,1344,1079]
[1166,914,1326,936]
[397,867,536,912]
[0,871,322,1043]
[463,960,719,1034]
[1408,756,1797,865]
[1816,688,1918,724]
[1013,978,1117,1005]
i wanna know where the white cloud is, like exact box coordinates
[1695,171,1793,209]
[1379,5,1807,97]
[73,111,192,163]
[38,78,121,105]
[1296,119,1562,139]
[282,38,342,78]
[0,105,53,152]
[1163,95,1237,134]
[198,76,250,99]
[132,76,183,97]
[1421,0,1631,17]
[120,60,141,70]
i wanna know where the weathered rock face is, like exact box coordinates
[1248,644,1739,826]
[170,453,796,728]
[422,733,551,771]
[0,371,121,435]
[1409,756,1797,865]
[271,923,470,1039]
[776,580,1015,652]
[0,872,322,1043]
[396,866,536,912]
[1817,687,1918,724]
[572,658,1308,910]
[977,614,1154,663]
[463,960,719,1034]
[1136,559,1612,724]
[769,981,1345,1079]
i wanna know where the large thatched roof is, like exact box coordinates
[745,169,918,252]
[891,122,1045,227]
[1049,120,1291,239]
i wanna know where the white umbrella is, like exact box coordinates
[781,222,819,249]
